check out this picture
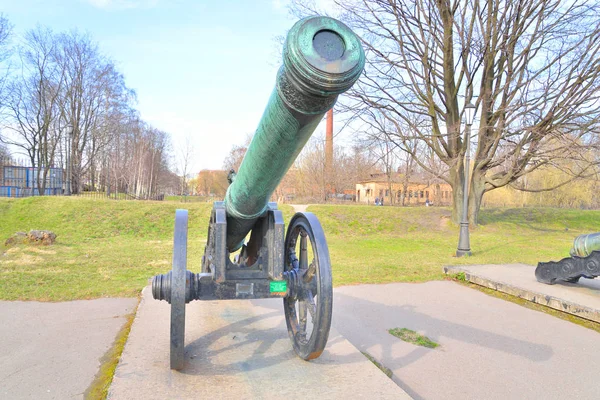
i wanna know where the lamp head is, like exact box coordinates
[465,102,476,126]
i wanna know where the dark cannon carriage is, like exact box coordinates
[151,16,365,370]
[536,232,600,285]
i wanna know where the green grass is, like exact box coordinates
[1,197,598,301]
[164,195,214,203]
[361,351,393,378]
[84,299,139,399]
[0,197,293,300]
[388,327,439,349]
[309,204,600,286]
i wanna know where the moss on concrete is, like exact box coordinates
[84,297,140,400]
[361,351,393,378]
[388,328,439,349]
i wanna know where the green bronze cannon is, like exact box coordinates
[536,232,600,284]
[151,16,365,370]
[570,232,600,257]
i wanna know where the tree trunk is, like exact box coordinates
[450,164,464,223]
[469,169,487,225]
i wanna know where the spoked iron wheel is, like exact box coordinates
[170,209,188,370]
[284,212,333,360]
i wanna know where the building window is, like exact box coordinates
[426,191,429,199]
[379,189,384,198]
[420,191,424,198]
[409,190,412,198]
[385,189,389,196]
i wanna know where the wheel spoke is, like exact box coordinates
[306,290,316,322]
[299,231,308,272]
[304,260,316,283]
[298,299,308,342]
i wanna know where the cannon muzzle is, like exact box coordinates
[571,232,600,257]
[224,16,365,251]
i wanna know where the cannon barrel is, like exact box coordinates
[223,16,365,251]
[571,232,600,257]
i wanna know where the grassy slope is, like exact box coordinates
[0,197,294,301]
[1,197,599,300]
[309,204,600,286]
[0,197,206,300]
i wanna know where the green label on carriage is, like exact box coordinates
[270,281,287,293]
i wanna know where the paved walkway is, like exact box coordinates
[444,264,600,322]
[0,298,138,400]
[109,286,409,399]
[334,281,600,400]
[290,204,308,213]
[5,274,600,399]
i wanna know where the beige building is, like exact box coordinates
[355,173,453,206]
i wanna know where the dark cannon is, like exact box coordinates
[536,232,600,284]
[151,16,365,370]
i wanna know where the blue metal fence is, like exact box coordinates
[1,165,65,198]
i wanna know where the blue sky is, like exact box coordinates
[1,0,330,172]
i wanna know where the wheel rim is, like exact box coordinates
[284,212,332,360]
[170,209,188,370]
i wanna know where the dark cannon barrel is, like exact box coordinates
[224,16,365,251]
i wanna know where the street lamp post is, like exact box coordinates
[66,126,72,196]
[456,101,476,257]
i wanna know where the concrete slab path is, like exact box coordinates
[0,297,138,400]
[444,264,600,322]
[290,204,308,213]
[109,286,410,400]
[334,281,600,400]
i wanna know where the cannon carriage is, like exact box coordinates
[151,15,365,370]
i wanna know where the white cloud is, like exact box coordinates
[86,0,159,10]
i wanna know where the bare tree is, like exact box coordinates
[348,144,379,192]
[177,134,195,200]
[0,14,13,102]
[0,22,178,200]
[0,14,11,58]
[112,116,171,199]
[0,142,10,160]
[57,30,129,194]
[289,134,375,202]
[2,26,66,195]
[222,133,253,173]
[197,169,228,197]
[292,0,600,223]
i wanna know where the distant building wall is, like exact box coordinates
[356,180,453,206]
[1,165,64,197]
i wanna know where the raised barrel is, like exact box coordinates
[224,16,365,251]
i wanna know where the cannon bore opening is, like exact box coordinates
[313,29,345,61]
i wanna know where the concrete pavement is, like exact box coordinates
[109,286,410,399]
[0,297,138,400]
[334,281,600,400]
[5,272,600,399]
[444,264,600,322]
